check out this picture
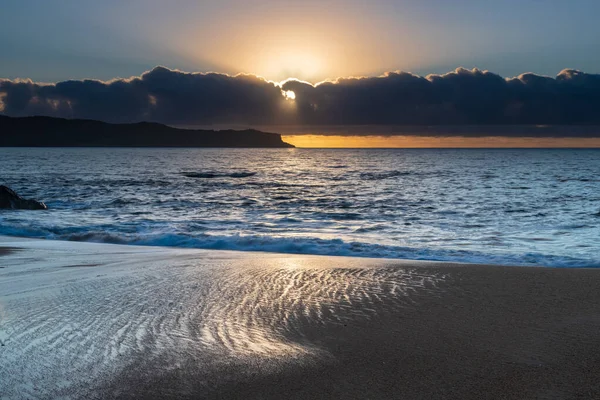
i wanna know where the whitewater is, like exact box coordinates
[1,147,599,267]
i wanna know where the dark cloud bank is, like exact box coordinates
[2,66,600,136]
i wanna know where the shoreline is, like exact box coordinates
[2,236,600,399]
[0,234,503,267]
[1,233,594,269]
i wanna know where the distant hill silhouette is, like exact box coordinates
[0,116,294,148]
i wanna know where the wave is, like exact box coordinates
[1,226,598,268]
[181,171,257,179]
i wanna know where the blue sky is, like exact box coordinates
[2,0,600,82]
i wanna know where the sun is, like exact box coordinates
[283,90,296,100]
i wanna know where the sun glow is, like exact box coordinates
[258,51,324,82]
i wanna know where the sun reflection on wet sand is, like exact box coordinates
[190,257,446,358]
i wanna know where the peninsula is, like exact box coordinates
[0,115,294,148]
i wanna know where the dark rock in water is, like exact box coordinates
[182,171,257,179]
[0,186,47,210]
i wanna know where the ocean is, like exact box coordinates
[1,147,599,267]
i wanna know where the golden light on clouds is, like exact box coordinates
[283,135,600,148]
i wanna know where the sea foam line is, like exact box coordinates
[0,226,598,268]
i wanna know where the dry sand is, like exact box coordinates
[1,236,599,399]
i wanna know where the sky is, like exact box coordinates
[2,0,600,147]
[3,0,600,83]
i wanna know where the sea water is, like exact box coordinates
[1,148,599,267]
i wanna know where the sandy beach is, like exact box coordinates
[1,236,600,399]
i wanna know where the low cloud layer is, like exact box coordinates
[2,66,600,133]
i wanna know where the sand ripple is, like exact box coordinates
[0,243,445,399]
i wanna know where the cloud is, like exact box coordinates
[282,68,600,128]
[0,67,285,125]
[2,66,600,134]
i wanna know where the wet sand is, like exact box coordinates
[1,236,599,399]
[0,247,18,256]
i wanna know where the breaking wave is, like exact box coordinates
[1,225,598,268]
